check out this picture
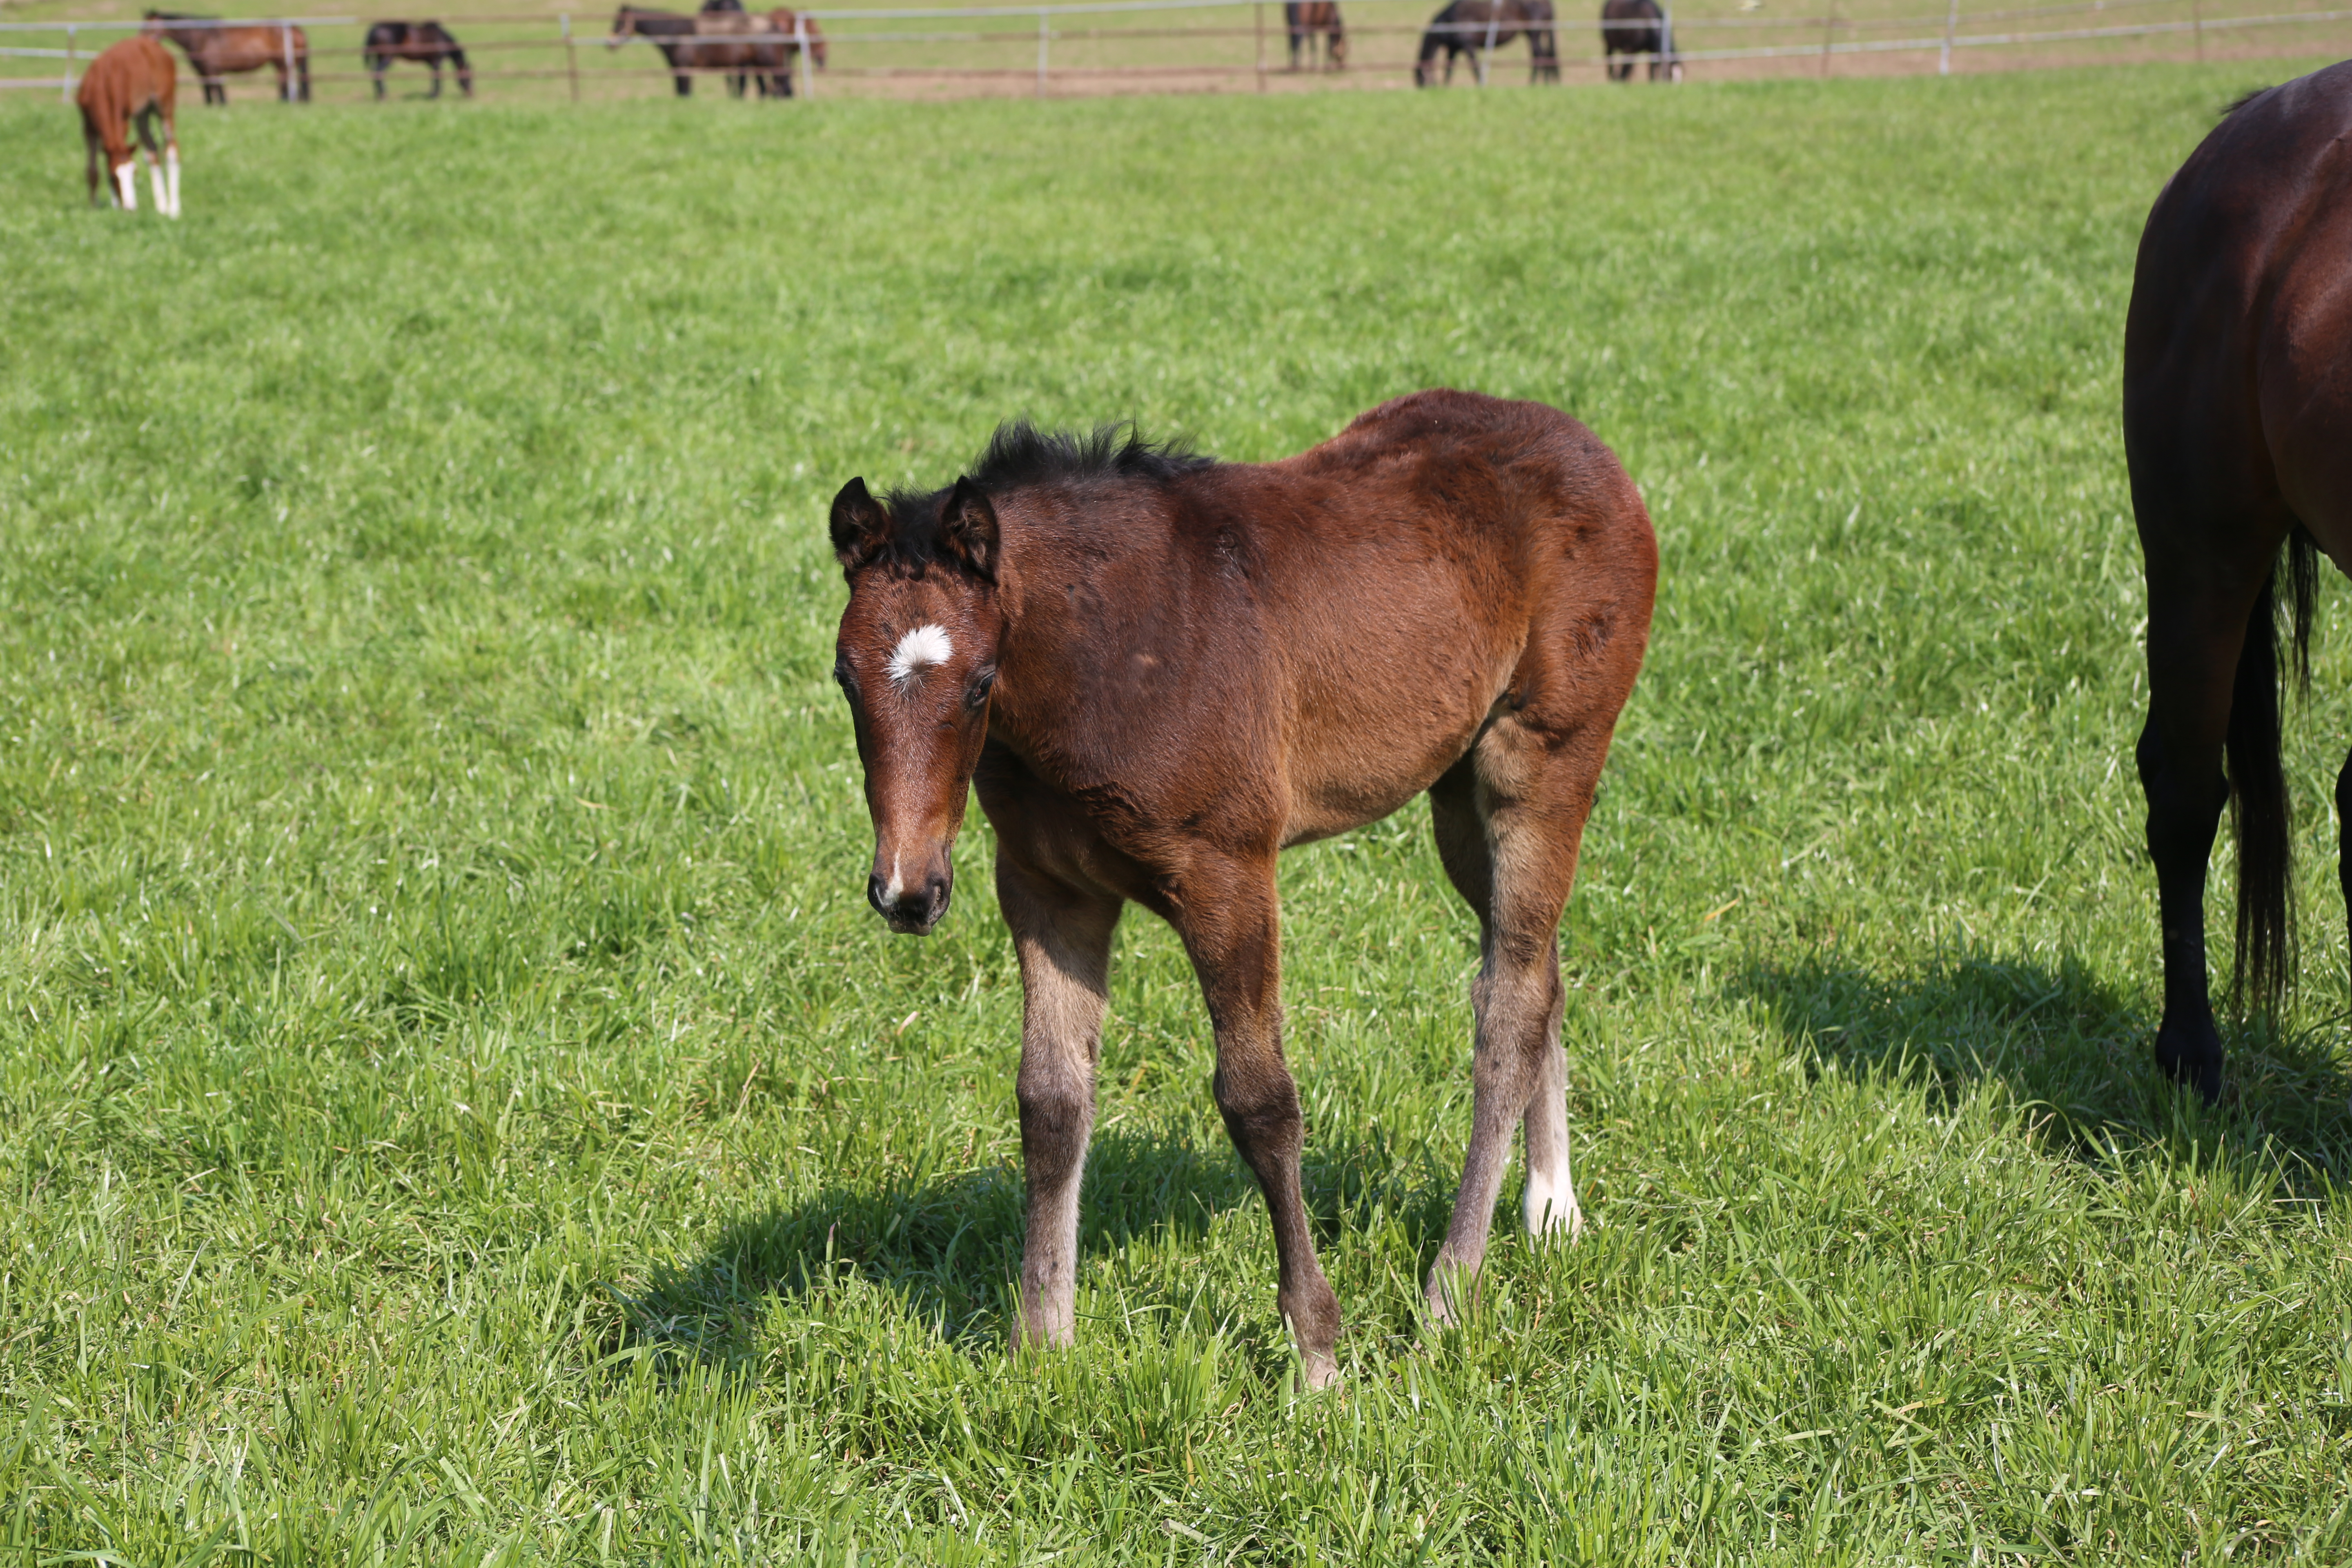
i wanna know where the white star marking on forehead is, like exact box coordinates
[886,624,954,687]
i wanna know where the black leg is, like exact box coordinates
[2335,744,2352,1007]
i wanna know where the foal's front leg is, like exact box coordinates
[1172,856,1341,1388]
[1000,858,1121,1352]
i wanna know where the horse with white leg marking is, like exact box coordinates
[826,390,1655,1385]
[76,36,180,217]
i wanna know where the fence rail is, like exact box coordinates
[5,0,2346,101]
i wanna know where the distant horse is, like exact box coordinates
[824,391,1655,1387]
[76,36,178,215]
[1284,1,1345,69]
[143,11,309,104]
[2126,64,2352,1104]
[1416,0,1559,85]
[363,21,472,99]
[1601,0,1682,79]
[696,2,826,95]
[609,5,814,97]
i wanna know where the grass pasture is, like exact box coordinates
[6,66,2352,1562]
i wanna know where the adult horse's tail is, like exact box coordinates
[2226,526,2318,1012]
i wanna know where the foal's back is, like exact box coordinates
[1183,390,1653,843]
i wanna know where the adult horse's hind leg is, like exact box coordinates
[2136,561,2276,1102]
[996,853,1122,1356]
[2336,744,2352,999]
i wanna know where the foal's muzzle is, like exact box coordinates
[869,869,951,935]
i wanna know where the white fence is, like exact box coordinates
[5,0,2348,100]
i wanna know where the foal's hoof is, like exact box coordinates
[1422,1262,1475,1328]
[2153,1021,2223,1106]
[1301,1350,1342,1391]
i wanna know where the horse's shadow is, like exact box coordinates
[611,1120,1459,1369]
[616,1127,1273,1365]
[1733,945,2352,1189]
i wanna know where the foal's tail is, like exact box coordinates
[2227,525,2318,1014]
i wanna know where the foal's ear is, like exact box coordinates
[829,477,892,571]
[940,476,999,581]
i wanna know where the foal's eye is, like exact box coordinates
[964,667,996,712]
[832,656,855,694]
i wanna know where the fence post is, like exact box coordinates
[563,13,581,100]
[1036,8,1048,96]
[62,24,74,103]
[1939,0,1955,73]
[1255,0,1266,90]
[282,22,294,100]
[794,11,811,98]
[1478,8,1496,82]
[2193,0,2204,59]
[1819,0,1834,76]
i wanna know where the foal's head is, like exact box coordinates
[829,475,1002,935]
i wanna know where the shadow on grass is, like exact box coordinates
[615,1121,1457,1370]
[617,1127,1263,1364]
[1735,945,2352,1190]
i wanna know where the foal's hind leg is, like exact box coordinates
[1430,758,1581,1245]
[1423,721,1604,1323]
[135,108,168,216]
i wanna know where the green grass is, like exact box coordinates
[4,65,2352,1563]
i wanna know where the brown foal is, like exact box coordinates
[2127,62,2352,1102]
[828,390,1655,1385]
[76,37,179,216]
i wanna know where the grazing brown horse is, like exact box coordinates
[76,36,179,215]
[363,21,472,99]
[1416,0,1559,85]
[1284,1,1346,69]
[1601,0,1682,80]
[609,5,815,97]
[2127,63,2352,1104]
[143,11,309,104]
[827,391,1655,1385]
[702,0,829,93]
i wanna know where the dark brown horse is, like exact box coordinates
[363,21,472,99]
[1284,1,1345,70]
[1601,0,1682,80]
[2127,63,2352,1104]
[702,0,829,90]
[1415,0,1559,86]
[826,391,1655,1385]
[142,11,308,105]
[76,36,178,215]
[609,4,816,97]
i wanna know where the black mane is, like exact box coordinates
[967,420,1214,492]
[2223,84,2274,118]
[878,421,1214,553]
